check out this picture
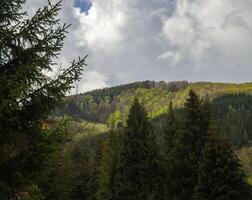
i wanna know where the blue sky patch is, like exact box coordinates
[74,0,92,14]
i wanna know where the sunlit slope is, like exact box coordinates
[61,81,252,124]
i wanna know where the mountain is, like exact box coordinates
[58,81,252,123]
[56,80,252,148]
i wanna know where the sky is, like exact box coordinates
[25,0,252,92]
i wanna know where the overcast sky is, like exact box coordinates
[25,0,252,92]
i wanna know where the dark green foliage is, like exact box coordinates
[114,99,163,199]
[163,101,178,153]
[0,0,85,198]
[85,81,157,102]
[161,102,183,197]
[167,90,210,199]
[212,93,252,147]
[38,133,107,200]
[38,146,76,200]
[50,91,251,200]
[154,93,252,148]
[69,134,106,200]
[193,122,250,200]
[30,91,251,200]
[96,129,123,200]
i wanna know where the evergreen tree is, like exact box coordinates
[0,0,86,198]
[114,98,163,199]
[67,135,102,200]
[167,90,210,199]
[200,95,211,145]
[161,101,179,196]
[193,122,251,200]
[163,101,177,153]
[96,129,123,200]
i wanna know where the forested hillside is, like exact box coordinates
[58,81,252,148]
[48,91,252,199]
[212,93,252,147]
[60,81,252,123]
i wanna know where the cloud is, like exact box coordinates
[24,0,252,92]
[74,2,127,49]
[73,0,174,84]
[161,0,252,75]
[158,51,181,65]
[79,70,109,92]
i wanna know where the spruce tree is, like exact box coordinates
[163,101,177,153]
[0,0,86,198]
[96,129,123,200]
[114,98,162,199]
[167,90,210,199]
[193,122,251,200]
[161,101,179,196]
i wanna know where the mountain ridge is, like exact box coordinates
[60,80,252,123]
[80,80,252,96]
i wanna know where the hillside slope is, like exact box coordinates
[56,81,252,183]
[59,81,252,123]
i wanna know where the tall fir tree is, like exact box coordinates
[161,101,179,196]
[163,101,177,154]
[114,98,163,199]
[0,0,86,198]
[199,95,211,138]
[96,129,123,200]
[193,122,251,200]
[167,90,210,199]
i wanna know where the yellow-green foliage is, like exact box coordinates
[64,118,108,140]
[112,87,173,122]
[50,116,108,140]
[110,82,252,123]
[75,123,107,140]
[173,82,252,107]
[108,111,121,128]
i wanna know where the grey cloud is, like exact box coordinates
[24,0,252,92]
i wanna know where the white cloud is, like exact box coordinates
[74,1,128,49]
[158,51,181,65]
[79,70,109,92]
[162,0,252,73]
[24,0,252,91]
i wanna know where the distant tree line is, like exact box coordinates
[84,80,157,102]
[55,80,189,122]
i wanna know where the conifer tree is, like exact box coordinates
[163,101,177,153]
[200,95,211,139]
[167,90,210,199]
[193,122,251,200]
[0,0,86,198]
[96,129,123,200]
[114,99,163,199]
[161,101,179,196]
